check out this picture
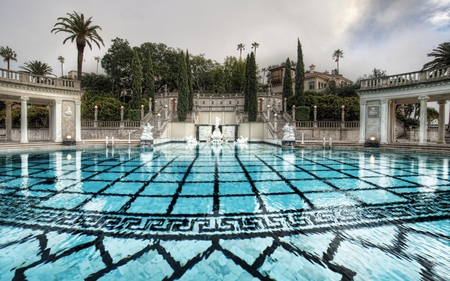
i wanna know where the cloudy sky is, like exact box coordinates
[1,0,449,82]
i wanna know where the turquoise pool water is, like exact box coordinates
[0,143,449,280]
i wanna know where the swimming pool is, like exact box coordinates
[0,143,449,280]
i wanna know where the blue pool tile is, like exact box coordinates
[311,170,349,178]
[185,173,214,182]
[190,166,215,173]
[171,197,213,214]
[65,181,110,193]
[278,171,314,180]
[219,172,248,181]
[108,166,136,172]
[135,166,163,173]
[327,178,375,190]
[406,176,450,186]
[102,182,143,195]
[390,187,433,194]
[249,172,281,181]
[180,183,214,196]
[219,182,253,195]
[83,195,130,212]
[261,194,307,211]
[348,189,408,204]
[15,190,53,198]
[39,193,91,209]
[254,181,294,194]
[2,177,42,188]
[304,192,358,208]
[154,172,185,182]
[363,177,414,188]
[140,183,179,196]
[220,196,260,214]
[164,166,189,173]
[290,179,334,192]
[218,166,243,173]
[122,172,155,181]
[244,165,272,172]
[90,172,124,181]
[127,197,173,214]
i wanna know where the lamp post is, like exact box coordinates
[292,105,296,124]
[267,104,271,119]
[157,113,161,129]
[313,105,317,127]
[149,98,152,115]
[120,105,124,128]
[274,113,278,131]
[284,98,287,112]
[141,104,144,121]
[164,104,168,118]
[341,105,345,128]
[94,105,98,128]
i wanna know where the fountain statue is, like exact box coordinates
[282,123,296,146]
[234,135,248,144]
[140,123,154,145]
[211,117,223,144]
[186,135,198,145]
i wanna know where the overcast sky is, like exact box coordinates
[1,0,449,82]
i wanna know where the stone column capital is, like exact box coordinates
[21,96,29,102]
[55,99,63,105]
[437,100,448,105]
[5,100,13,105]
[75,101,81,106]
[418,95,429,101]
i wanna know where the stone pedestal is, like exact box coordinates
[140,140,154,146]
[282,140,295,146]
[62,140,76,146]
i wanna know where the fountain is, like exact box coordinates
[282,123,296,146]
[211,117,223,144]
[234,135,248,144]
[186,135,198,145]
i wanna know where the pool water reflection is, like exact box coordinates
[0,143,449,280]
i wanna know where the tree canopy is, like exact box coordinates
[0,46,18,70]
[422,41,450,70]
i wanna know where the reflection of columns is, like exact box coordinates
[380,99,388,144]
[21,153,29,188]
[5,101,12,141]
[418,96,429,145]
[359,100,366,143]
[75,101,82,142]
[55,99,62,142]
[437,100,447,144]
[20,96,29,143]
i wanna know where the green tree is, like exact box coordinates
[19,61,54,76]
[251,42,260,58]
[237,43,245,60]
[190,54,218,93]
[143,50,155,108]
[130,49,143,109]
[244,54,250,112]
[245,52,258,121]
[81,73,112,92]
[295,39,305,105]
[81,90,123,121]
[177,51,189,121]
[0,46,17,70]
[186,50,194,111]
[101,38,134,98]
[422,41,450,70]
[57,56,65,77]
[51,11,104,81]
[332,49,344,75]
[282,58,293,100]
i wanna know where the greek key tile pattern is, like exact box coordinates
[0,143,449,280]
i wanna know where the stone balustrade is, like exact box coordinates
[360,65,450,90]
[0,68,80,90]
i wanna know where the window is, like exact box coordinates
[229,101,232,105]
[309,82,315,90]
[212,101,214,105]
[202,101,205,105]
[220,101,223,105]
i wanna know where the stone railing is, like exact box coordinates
[82,120,141,128]
[360,65,450,90]
[295,121,360,128]
[0,68,81,90]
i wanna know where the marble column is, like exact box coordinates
[5,101,12,141]
[418,96,429,145]
[389,101,396,143]
[55,99,62,142]
[75,101,82,142]
[359,100,366,143]
[380,99,388,144]
[49,101,55,141]
[437,100,447,144]
[20,96,29,143]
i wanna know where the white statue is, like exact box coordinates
[140,123,154,140]
[235,135,248,144]
[211,117,223,143]
[282,123,295,141]
[186,135,198,145]
[215,117,221,129]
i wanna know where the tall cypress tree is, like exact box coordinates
[130,49,142,109]
[295,39,305,106]
[282,58,293,100]
[177,51,188,121]
[247,52,258,121]
[185,50,194,111]
[244,54,250,112]
[144,50,155,108]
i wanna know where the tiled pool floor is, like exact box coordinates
[0,143,449,280]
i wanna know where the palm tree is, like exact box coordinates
[261,67,267,84]
[237,43,245,60]
[51,11,104,81]
[332,49,344,75]
[251,42,259,57]
[422,41,450,70]
[0,46,18,70]
[57,56,65,77]
[94,56,101,74]
[19,60,54,76]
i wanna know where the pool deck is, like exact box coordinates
[0,139,450,153]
